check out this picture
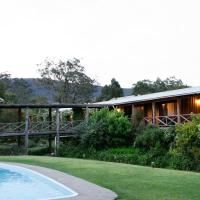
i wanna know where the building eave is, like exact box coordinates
[94,86,200,106]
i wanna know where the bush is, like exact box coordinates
[134,126,176,153]
[28,146,49,155]
[58,143,95,158]
[175,115,200,159]
[170,115,200,170]
[58,143,171,168]
[167,150,193,170]
[73,108,85,120]
[59,144,141,164]
[0,145,24,155]
[75,108,133,150]
[0,144,50,156]
[58,116,200,172]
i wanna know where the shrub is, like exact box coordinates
[134,126,176,153]
[28,146,49,155]
[58,143,170,168]
[59,144,141,164]
[172,115,200,169]
[0,144,50,156]
[167,149,193,170]
[176,123,199,156]
[0,145,24,155]
[73,108,85,120]
[58,143,95,158]
[28,139,37,148]
[75,108,133,150]
[58,116,200,171]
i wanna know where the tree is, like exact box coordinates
[110,78,124,98]
[132,77,188,96]
[9,78,33,104]
[38,58,96,103]
[132,79,155,95]
[0,72,11,100]
[97,78,123,101]
[31,96,48,104]
[0,72,35,104]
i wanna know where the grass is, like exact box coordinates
[0,156,200,200]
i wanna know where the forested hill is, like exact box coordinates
[23,78,132,103]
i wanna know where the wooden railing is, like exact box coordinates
[0,122,25,133]
[144,114,199,127]
[0,120,83,135]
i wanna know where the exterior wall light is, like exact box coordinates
[116,108,122,112]
[195,99,200,106]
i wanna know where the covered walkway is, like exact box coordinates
[0,103,110,155]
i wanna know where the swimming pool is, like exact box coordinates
[0,163,78,200]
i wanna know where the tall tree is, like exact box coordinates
[9,78,33,103]
[97,78,123,101]
[132,77,188,95]
[38,58,96,103]
[0,72,11,100]
[0,73,35,104]
[132,79,155,95]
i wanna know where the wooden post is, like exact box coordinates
[85,105,89,122]
[48,108,52,153]
[18,108,22,122]
[55,108,60,156]
[152,102,156,126]
[24,108,29,155]
[131,104,135,124]
[177,98,181,123]
[17,108,22,146]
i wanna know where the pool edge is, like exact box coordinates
[0,162,118,200]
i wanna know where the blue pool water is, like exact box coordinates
[0,163,78,200]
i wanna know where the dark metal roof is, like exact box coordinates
[95,86,200,105]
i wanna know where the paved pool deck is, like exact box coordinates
[1,162,118,200]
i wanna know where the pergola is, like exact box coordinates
[0,103,112,155]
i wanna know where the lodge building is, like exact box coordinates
[97,86,200,127]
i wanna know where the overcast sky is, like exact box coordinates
[0,0,200,88]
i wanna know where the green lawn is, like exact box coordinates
[0,156,200,200]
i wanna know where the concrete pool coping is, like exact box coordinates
[1,162,118,200]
